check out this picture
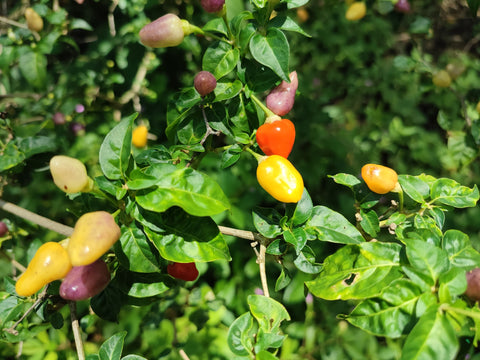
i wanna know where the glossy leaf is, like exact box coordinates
[442,229,480,269]
[165,88,202,140]
[115,223,161,273]
[115,268,170,298]
[430,178,479,208]
[249,28,290,82]
[346,279,422,338]
[248,295,290,332]
[404,238,450,284]
[306,206,364,244]
[99,114,136,180]
[252,207,283,238]
[268,15,311,37]
[289,189,313,226]
[135,165,230,217]
[329,173,361,188]
[98,332,126,360]
[227,312,256,356]
[283,227,307,255]
[398,175,430,203]
[203,41,240,79]
[18,49,47,89]
[202,17,228,36]
[213,80,243,102]
[293,246,322,274]
[400,305,459,360]
[306,242,402,300]
[144,208,231,262]
[359,209,379,237]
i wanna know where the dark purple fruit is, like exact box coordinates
[201,0,225,13]
[394,0,411,13]
[0,221,8,237]
[53,112,66,125]
[194,71,217,97]
[465,268,480,302]
[70,122,85,136]
[59,259,110,301]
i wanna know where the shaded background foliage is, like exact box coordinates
[1,0,480,359]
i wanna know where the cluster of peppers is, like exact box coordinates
[252,71,305,204]
[15,155,199,300]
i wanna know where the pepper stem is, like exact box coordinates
[245,147,266,163]
[250,94,277,119]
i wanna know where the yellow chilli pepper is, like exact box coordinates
[16,242,72,297]
[256,155,304,203]
[361,164,399,194]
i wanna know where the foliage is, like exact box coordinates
[1,0,480,359]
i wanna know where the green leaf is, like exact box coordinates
[442,229,480,269]
[165,88,202,140]
[346,279,422,338]
[289,189,313,226]
[283,0,309,9]
[252,207,283,238]
[99,113,137,180]
[121,355,148,360]
[213,80,243,102]
[98,332,126,360]
[359,209,379,237]
[202,17,228,36]
[248,295,290,332]
[283,227,307,255]
[256,350,279,360]
[249,28,290,82]
[467,0,480,16]
[404,238,450,284]
[0,142,26,171]
[114,268,171,298]
[400,305,459,360]
[114,223,161,273]
[329,173,361,188]
[227,312,256,356]
[306,206,365,244]
[18,49,47,89]
[90,283,125,322]
[203,41,240,79]
[430,178,479,208]
[293,246,322,274]
[306,242,402,300]
[135,165,230,217]
[275,267,292,291]
[398,175,430,204]
[268,15,311,37]
[144,208,231,262]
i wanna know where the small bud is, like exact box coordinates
[201,0,225,13]
[70,122,85,136]
[194,71,217,97]
[139,14,186,48]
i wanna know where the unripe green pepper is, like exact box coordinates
[256,155,304,203]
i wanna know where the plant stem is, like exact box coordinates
[250,94,276,119]
[5,285,49,336]
[69,301,85,360]
[0,15,40,41]
[441,304,480,321]
[258,241,270,297]
[179,349,191,360]
[245,147,266,163]
[0,199,74,237]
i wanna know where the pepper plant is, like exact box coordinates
[1,0,480,359]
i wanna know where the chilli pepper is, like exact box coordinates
[256,116,295,158]
[256,155,304,203]
[361,164,399,194]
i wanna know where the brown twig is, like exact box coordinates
[5,285,49,336]
[0,199,74,237]
[69,301,85,360]
[0,15,40,41]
